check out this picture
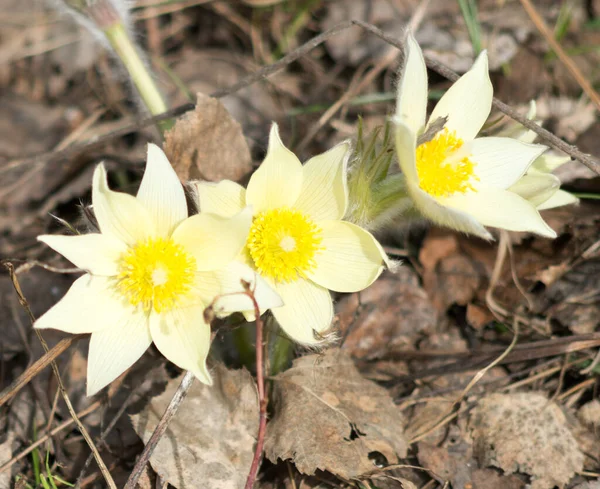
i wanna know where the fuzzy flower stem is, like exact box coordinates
[103,23,173,132]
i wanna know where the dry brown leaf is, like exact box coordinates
[469,392,584,489]
[164,93,252,183]
[130,364,258,489]
[265,349,407,479]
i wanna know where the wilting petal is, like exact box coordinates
[428,51,493,141]
[38,233,126,276]
[271,279,333,344]
[394,121,419,184]
[92,164,155,246]
[35,275,133,334]
[195,261,282,315]
[442,187,556,237]
[537,189,579,210]
[150,305,212,385]
[395,31,428,135]
[172,208,252,271]
[307,220,385,292]
[408,183,492,239]
[194,180,246,218]
[470,138,547,190]
[246,124,303,213]
[136,144,188,238]
[294,141,350,221]
[86,313,151,396]
[509,173,560,207]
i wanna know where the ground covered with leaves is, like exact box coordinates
[1,0,600,488]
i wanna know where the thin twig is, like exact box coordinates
[8,21,599,175]
[3,263,117,489]
[123,370,195,489]
[244,282,268,489]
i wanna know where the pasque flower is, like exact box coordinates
[194,124,390,344]
[394,33,557,239]
[36,144,281,396]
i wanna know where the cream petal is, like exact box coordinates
[150,305,212,385]
[530,153,571,174]
[136,144,188,238]
[408,183,492,239]
[193,180,246,218]
[470,138,547,189]
[86,313,151,396]
[394,121,419,184]
[35,275,133,334]
[307,220,385,292]
[294,141,350,221]
[195,261,282,316]
[394,31,428,135]
[38,234,126,276]
[246,124,303,212]
[428,51,493,141]
[171,208,252,272]
[92,164,155,245]
[442,188,556,237]
[509,173,560,207]
[271,278,333,344]
[537,189,579,210]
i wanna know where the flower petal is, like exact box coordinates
[246,124,303,212]
[38,234,126,276]
[428,50,493,141]
[193,180,246,218]
[35,275,133,334]
[442,187,556,237]
[470,138,547,189]
[136,144,188,238]
[195,261,282,315]
[150,305,212,385]
[172,207,252,272]
[271,278,333,344]
[92,164,155,245]
[307,220,385,292]
[394,31,428,135]
[530,153,571,173]
[294,141,350,221]
[537,189,579,210]
[86,313,151,396]
[407,183,492,239]
[509,173,560,207]
[394,121,419,184]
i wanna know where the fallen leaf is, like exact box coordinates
[164,93,252,183]
[0,432,16,489]
[265,349,407,479]
[130,364,258,489]
[471,468,526,489]
[578,399,600,430]
[469,392,584,489]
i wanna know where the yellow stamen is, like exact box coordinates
[117,237,196,313]
[416,128,478,197]
[246,207,322,283]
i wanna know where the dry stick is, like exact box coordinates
[8,21,599,176]
[244,285,268,489]
[518,0,600,112]
[3,263,117,489]
[124,370,195,489]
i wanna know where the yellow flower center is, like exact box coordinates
[416,128,478,197]
[117,237,196,313]
[246,207,322,283]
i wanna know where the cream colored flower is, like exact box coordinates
[36,144,281,396]
[394,33,556,240]
[501,101,579,211]
[194,125,389,344]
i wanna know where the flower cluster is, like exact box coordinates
[36,34,576,396]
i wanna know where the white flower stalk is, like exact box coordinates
[394,33,557,240]
[500,101,579,211]
[36,144,281,396]
[194,124,390,345]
